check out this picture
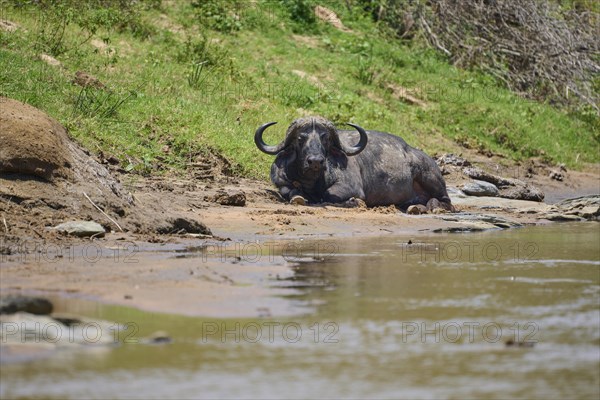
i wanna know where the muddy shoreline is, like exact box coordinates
[2,166,599,318]
[1,97,599,318]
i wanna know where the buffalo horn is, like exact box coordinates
[254,122,284,155]
[340,123,368,156]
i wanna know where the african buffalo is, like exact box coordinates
[255,116,453,211]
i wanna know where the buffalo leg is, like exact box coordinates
[419,176,455,212]
[278,185,308,205]
[323,183,365,204]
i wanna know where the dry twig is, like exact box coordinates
[83,192,124,232]
[378,0,599,111]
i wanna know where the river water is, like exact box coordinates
[1,222,599,399]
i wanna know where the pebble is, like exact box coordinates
[0,295,53,315]
[461,180,499,197]
[54,220,105,237]
[212,190,246,207]
[549,170,563,181]
[407,205,428,215]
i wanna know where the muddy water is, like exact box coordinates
[1,223,599,399]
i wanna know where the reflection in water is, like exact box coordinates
[1,223,599,399]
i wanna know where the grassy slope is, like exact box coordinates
[0,1,597,181]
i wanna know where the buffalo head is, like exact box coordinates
[255,116,368,174]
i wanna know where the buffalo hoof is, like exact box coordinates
[346,197,367,209]
[426,198,455,213]
[407,205,428,215]
[290,195,306,206]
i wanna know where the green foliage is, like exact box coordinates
[176,35,230,67]
[187,61,212,89]
[0,0,597,181]
[280,0,319,32]
[72,85,138,120]
[191,0,243,33]
[354,42,378,84]
[354,0,424,39]
[33,2,75,55]
[282,0,316,24]
[572,105,600,142]
[557,0,600,12]
[12,0,156,55]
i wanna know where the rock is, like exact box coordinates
[72,71,105,89]
[0,19,19,33]
[500,185,545,202]
[54,220,106,237]
[435,213,522,229]
[518,207,542,214]
[292,69,321,85]
[505,339,535,348]
[463,167,544,202]
[212,190,246,207]
[543,213,584,222]
[106,155,120,165]
[549,170,563,181]
[91,38,108,50]
[447,186,467,199]
[437,153,471,167]
[479,205,513,211]
[156,217,212,235]
[0,97,74,181]
[476,214,522,228]
[463,167,511,186]
[140,331,172,345]
[39,53,62,67]
[548,195,600,221]
[0,310,112,364]
[462,180,499,197]
[407,204,428,215]
[0,295,53,315]
[314,5,351,32]
[90,38,115,56]
[579,206,600,219]
[433,221,498,233]
[451,195,551,214]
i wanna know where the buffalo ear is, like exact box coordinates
[329,146,344,157]
[280,146,297,163]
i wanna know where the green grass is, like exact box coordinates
[0,1,597,181]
